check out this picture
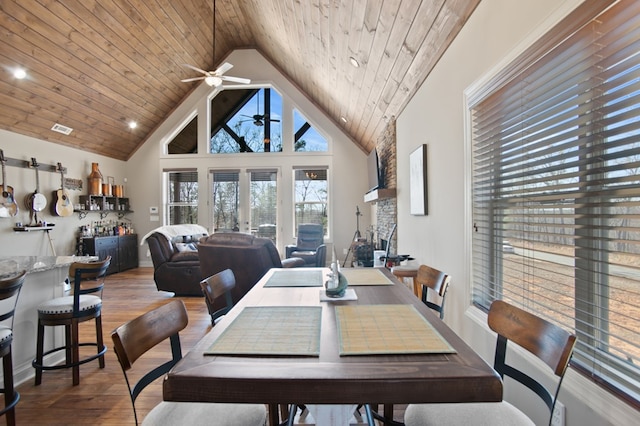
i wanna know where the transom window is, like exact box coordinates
[210,88,282,153]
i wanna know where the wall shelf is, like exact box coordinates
[364,188,396,203]
[13,225,56,232]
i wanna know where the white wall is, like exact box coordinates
[0,130,126,256]
[127,49,371,266]
[396,0,638,425]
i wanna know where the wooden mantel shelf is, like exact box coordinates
[364,188,396,203]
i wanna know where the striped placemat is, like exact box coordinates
[335,304,456,355]
[205,306,322,356]
[263,269,324,287]
[340,268,394,285]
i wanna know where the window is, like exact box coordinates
[168,115,198,154]
[294,109,328,151]
[210,88,282,153]
[166,170,198,224]
[294,168,328,235]
[470,0,640,403]
[210,169,279,241]
[211,171,239,231]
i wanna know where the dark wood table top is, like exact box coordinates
[163,267,502,405]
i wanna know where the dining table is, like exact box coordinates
[163,266,502,425]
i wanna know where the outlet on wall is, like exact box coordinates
[551,401,565,426]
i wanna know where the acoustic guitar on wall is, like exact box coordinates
[24,157,47,224]
[0,149,18,218]
[52,162,73,217]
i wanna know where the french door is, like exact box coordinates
[210,168,279,245]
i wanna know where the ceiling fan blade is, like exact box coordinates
[221,75,251,84]
[181,76,206,83]
[215,62,234,75]
[182,63,210,75]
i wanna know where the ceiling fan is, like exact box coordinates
[181,0,250,87]
[239,90,281,126]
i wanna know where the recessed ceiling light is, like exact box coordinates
[340,116,348,123]
[349,57,360,68]
[14,68,26,79]
[128,121,137,129]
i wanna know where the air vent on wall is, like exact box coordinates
[51,123,73,135]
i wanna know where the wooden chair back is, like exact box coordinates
[111,299,189,424]
[0,270,26,336]
[0,271,24,426]
[415,264,450,319]
[488,300,577,418]
[200,269,236,325]
[68,257,111,313]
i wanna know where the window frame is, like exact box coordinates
[467,0,640,407]
[164,169,198,225]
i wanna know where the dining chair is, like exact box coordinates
[370,264,452,425]
[200,268,236,326]
[111,299,267,426]
[0,270,26,426]
[415,264,450,319]
[32,257,111,386]
[404,299,577,426]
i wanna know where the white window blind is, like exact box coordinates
[470,0,640,404]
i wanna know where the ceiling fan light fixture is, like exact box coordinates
[205,75,223,86]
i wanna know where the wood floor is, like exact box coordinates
[13,267,212,425]
[11,267,404,425]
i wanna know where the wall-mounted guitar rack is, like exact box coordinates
[0,154,67,174]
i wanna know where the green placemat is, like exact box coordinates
[205,306,322,356]
[335,304,456,356]
[264,269,324,287]
[340,268,394,285]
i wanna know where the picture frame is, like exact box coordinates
[410,144,428,215]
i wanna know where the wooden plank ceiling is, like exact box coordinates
[0,0,480,161]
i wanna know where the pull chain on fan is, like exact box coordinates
[181,0,250,87]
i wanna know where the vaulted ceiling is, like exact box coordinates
[0,0,480,161]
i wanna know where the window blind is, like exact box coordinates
[470,0,640,404]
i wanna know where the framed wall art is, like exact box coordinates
[410,144,428,215]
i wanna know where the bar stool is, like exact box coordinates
[0,270,25,426]
[391,265,420,298]
[32,257,111,386]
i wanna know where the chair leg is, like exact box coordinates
[95,315,105,368]
[71,319,80,386]
[268,403,280,426]
[34,321,44,386]
[287,404,297,426]
[64,324,72,366]
[3,350,16,426]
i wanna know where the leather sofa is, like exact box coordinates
[198,232,305,313]
[145,232,205,296]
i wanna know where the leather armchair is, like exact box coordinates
[285,223,326,266]
[198,233,305,313]
[146,232,204,296]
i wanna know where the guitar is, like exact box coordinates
[52,162,73,217]
[24,158,47,224]
[0,150,18,218]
